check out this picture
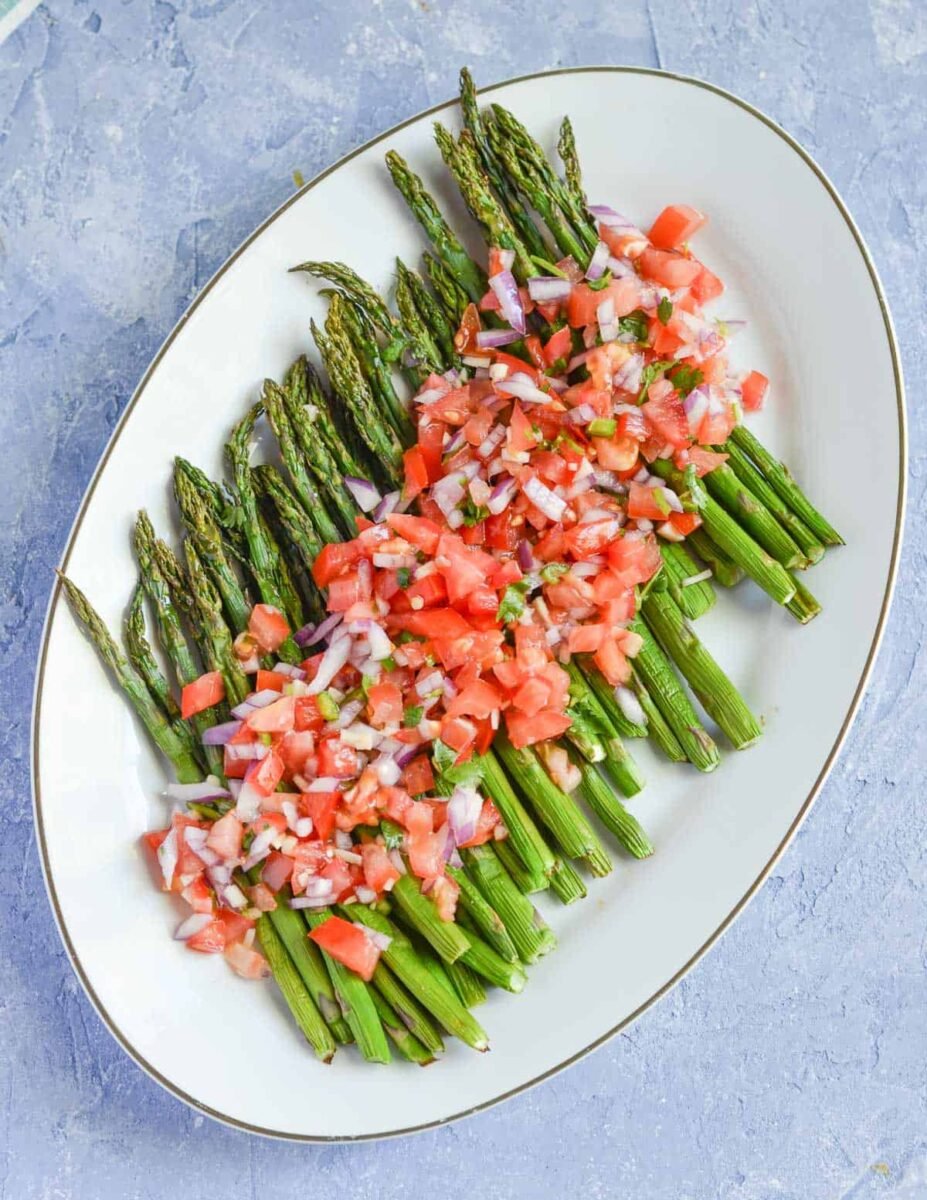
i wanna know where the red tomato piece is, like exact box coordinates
[642,390,691,451]
[246,695,296,734]
[457,799,502,848]
[638,248,702,289]
[386,512,443,554]
[563,517,622,560]
[248,604,291,653]
[627,481,671,521]
[607,535,663,586]
[256,669,287,693]
[401,756,435,797]
[312,541,364,587]
[402,446,430,500]
[542,325,572,366]
[394,608,474,640]
[367,681,403,728]
[690,264,724,303]
[648,204,706,250]
[686,446,729,476]
[567,278,640,328]
[417,420,446,482]
[317,738,361,780]
[181,876,214,914]
[361,843,400,894]
[186,918,226,954]
[445,678,503,720]
[741,370,769,412]
[594,637,631,686]
[261,851,293,893]
[405,573,448,610]
[294,695,325,733]
[309,916,382,982]
[298,791,339,842]
[181,670,225,720]
[205,812,244,860]
[247,748,285,797]
[505,709,572,749]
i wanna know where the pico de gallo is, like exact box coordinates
[145,199,770,984]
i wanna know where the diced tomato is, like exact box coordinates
[299,791,339,841]
[317,738,361,780]
[248,604,291,654]
[181,671,225,720]
[563,517,622,560]
[401,756,435,796]
[256,669,288,693]
[668,511,702,536]
[223,941,269,980]
[406,573,447,610]
[690,264,724,303]
[206,812,244,860]
[445,678,502,720]
[741,370,768,412]
[327,570,369,613]
[246,695,296,734]
[418,420,446,482]
[648,204,706,250]
[567,624,608,654]
[261,851,293,893]
[642,389,690,450]
[279,729,315,776]
[394,608,474,640]
[505,709,572,749]
[567,278,640,327]
[607,534,663,586]
[186,918,226,954]
[294,695,325,733]
[408,827,448,881]
[696,403,736,445]
[367,681,403,728]
[431,873,460,922]
[457,799,502,848]
[402,446,430,500]
[310,916,382,981]
[594,636,631,686]
[217,910,255,945]
[685,446,728,476]
[312,540,364,588]
[143,828,168,854]
[247,748,285,797]
[386,512,443,554]
[361,843,400,894]
[320,858,355,902]
[440,715,476,756]
[511,675,552,717]
[181,876,214,914]
[543,324,573,367]
[460,520,486,548]
[508,402,537,454]
[248,882,278,913]
[454,303,483,356]
[638,247,702,289]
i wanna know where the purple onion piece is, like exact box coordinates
[488,269,526,335]
[344,475,382,513]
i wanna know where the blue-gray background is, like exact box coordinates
[2,2,924,1196]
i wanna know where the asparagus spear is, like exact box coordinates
[333,293,417,440]
[721,440,825,564]
[370,961,445,1057]
[369,987,435,1065]
[394,259,448,374]
[400,259,462,370]
[458,66,550,261]
[181,539,251,708]
[549,856,588,905]
[124,581,182,723]
[659,542,716,620]
[172,459,253,634]
[642,585,762,750]
[444,955,487,1007]
[445,861,519,964]
[390,873,472,964]
[434,122,536,284]
[701,461,809,570]
[558,115,587,221]
[495,733,612,877]
[468,752,557,890]
[225,407,304,661]
[458,847,556,965]
[58,574,203,783]
[311,297,405,474]
[422,250,468,327]
[575,758,654,859]
[786,574,823,625]
[261,380,343,545]
[339,906,490,1052]
[134,512,225,775]
[282,355,371,522]
[630,670,686,763]
[490,103,598,253]
[687,527,745,588]
[630,618,721,771]
[302,910,392,1063]
[650,459,797,608]
[582,664,648,739]
[255,916,338,1063]
[252,464,326,622]
[728,424,844,546]
[171,455,250,562]
[385,149,488,303]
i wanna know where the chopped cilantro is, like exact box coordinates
[403,705,424,728]
[396,567,411,589]
[540,562,570,585]
[586,271,612,292]
[657,296,673,325]
[379,819,406,851]
[637,360,676,403]
[459,494,489,526]
[496,579,532,624]
[667,363,704,396]
[380,655,396,673]
[618,310,650,342]
[432,738,484,786]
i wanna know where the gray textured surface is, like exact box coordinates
[2,2,923,1196]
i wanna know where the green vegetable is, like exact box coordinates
[587,417,617,438]
[657,296,673,324]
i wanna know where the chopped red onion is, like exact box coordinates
[355,886,377,905]
[157,827,178,889]
[495,248,515,271]
[607,255,635,278]
[230,689,280,719]
[295,611,343,648]
[432,473,466,519]
[306,634,352,695]
[476,328,521,349]
[174,913,214,941]
[272,662,306,680]
[288,893,334,910]
[357,924,393,952]
[373,490,401,522]
[517,539,536,571]
[442,426,467,457]
[447,785,482,847]
[597,296,619,343]
[373,753,401,787]
[488,474,518,515]
[585,240,610,280]
[344,476,381,512]
[306,776,341,793]
[523,476,567,522]
[393,743,419,770]
[683,568,714,587]
[588,204,636,229]
[527,275,572,303]
[568,403,598,425]
[242,823,278,871]
[477,423,506,459]
[387,849,407,876]
[488,269,526,335]
[567,350,592,373]
[635,517,654,533]
[496,376,552,406]
[615,685,647,727]
[234,780,263,822]
[224,741,268,764]
[613,353,644,393]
